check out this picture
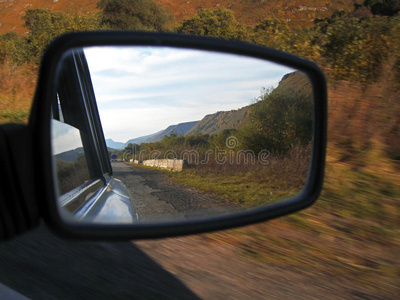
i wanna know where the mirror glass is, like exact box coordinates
[52,46,313,225]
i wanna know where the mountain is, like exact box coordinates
[123,130,164,146]
[55,147,84,163]
[105,139,125,150]
[124,121,199,145]
[146,121,199,143]
[187,71,311,136]
[113,71,310,146]
[277,71,313,96]
[186,106,251,136]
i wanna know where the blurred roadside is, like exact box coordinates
[1,1,399,298]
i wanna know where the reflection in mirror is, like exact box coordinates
[53,46,313,225]
[51,120,91,209]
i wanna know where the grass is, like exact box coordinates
[164,146,310,208]
[158,0,353,27]
[168,169,299,207]
[0,109,30,123]
[161,143,400,292]
[0,61,36,124]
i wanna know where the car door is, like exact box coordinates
[51,49,137,224]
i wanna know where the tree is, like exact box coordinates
[23,9,99,63]
[364,0,400,16]
[185,133,210,147]
[179,8,250,41]
[314,14,392,82]
[0,32,29,64]
[97,0,174,31]
[252,19,291,51]
[240,75,313,154]
[211,129,238,149]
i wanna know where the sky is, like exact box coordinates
[51,119,83,155]
[83,46,295,143]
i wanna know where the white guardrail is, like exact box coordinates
[131,159,187,171]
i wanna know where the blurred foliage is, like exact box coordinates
[251,19,323,60]
[0,32,30,65]
[364,0,400,16]
[97,0,174,31]
[55,154,91,195]
[1,3,398,161]
[314,12,395,82]
[0,109,30,124]
[0,61,36,124]
[0,2,399,294]
[23,9,100,64]
[178,8,250,41]
[0,1,398,159]
[252,18,291,51]
[0,2,398,86]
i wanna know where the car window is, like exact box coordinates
[51,119,91,196]
[50,50,110,216]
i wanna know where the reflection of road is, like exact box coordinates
[111,162,240,223]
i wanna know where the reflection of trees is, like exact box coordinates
[55,155,90,195]
[240,85,313,154]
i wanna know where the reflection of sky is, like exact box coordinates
[84,46,294,142]
[51,120,83,155]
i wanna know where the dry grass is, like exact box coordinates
[159,0,353,27]
[0,0,99,35]
[189,146,400,293]
[0,61,37,124]
[167,145,311,207]
[327,65,400,164]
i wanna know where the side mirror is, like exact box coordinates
[6,32,327,240]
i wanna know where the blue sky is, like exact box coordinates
[51,119,83,155]
[84,46,295,143]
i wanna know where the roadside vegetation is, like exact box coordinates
[55,155,91,195]
[1,0,399,294]
[122,73,313,207]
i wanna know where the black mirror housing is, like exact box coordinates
[23,31,327,240]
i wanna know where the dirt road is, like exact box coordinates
[112,162,240,223]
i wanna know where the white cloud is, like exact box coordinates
[51,120,83,155]
[84,46,296,142]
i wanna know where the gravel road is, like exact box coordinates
[112,162,240,223]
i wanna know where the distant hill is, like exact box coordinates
[277,71,312,97]
[55,147,84,163]
[121,71,308,144]
[105,139,125,149]
[124,130,164,146]
[123,120,199,146]
[187,106,251,136]
[146,121,199,143]
[187,71,311,136]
